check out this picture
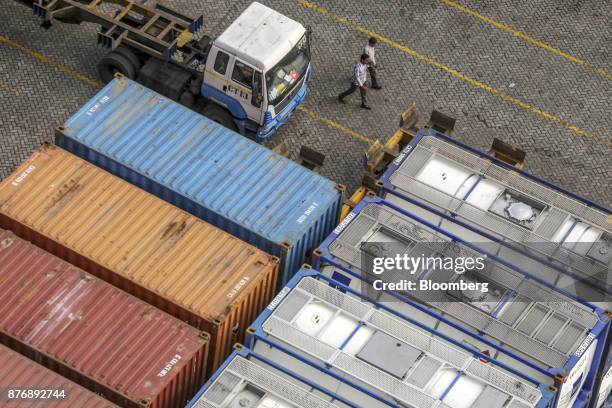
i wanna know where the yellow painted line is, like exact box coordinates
[298,0,611,148]
[298,106,375,144]
[0,34,373,145]
[0,35,103,89]
[439,0,612,80]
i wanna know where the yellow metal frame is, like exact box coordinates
[340,186,370,220]
[490,150,525,169]
[365,103,418,175]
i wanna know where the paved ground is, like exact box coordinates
[0,0,610,206]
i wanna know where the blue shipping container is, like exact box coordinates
[247,267,558,408]
[592,346,612,408]
[314,196,610,408]
[56,77,342,287]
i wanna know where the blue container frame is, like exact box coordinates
[380,128,610,214]
[186,346,360,408]
[379,128,612,300]
[56,78,342,288]
[247,267,557,408]
[315,197,610,408]
[378,128,612,407]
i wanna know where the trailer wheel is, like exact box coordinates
[201,104,237,131]
[98,51,137,83]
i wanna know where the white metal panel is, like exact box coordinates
[215,2,306,71]
[259,276,544,408]
[385,135,612,303]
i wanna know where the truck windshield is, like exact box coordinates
[266,33,310,107]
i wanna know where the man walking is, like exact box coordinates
[338,53,372,110]
[364,37,381,89]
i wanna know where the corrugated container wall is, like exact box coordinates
[0,344,117,408]
[0,229,209,408]
[0,145,279,373]
[56,77,343,287]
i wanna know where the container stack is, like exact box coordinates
[0,145,279,374]
[248,267,557,408]
[377,128,612,407]
[0,78,342,407]
[197,126,610,408]
[314,196,609,408]
[0,229,209,408]
[1,78,609,408]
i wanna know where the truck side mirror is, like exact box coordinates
[251,70,263,108]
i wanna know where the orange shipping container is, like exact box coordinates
[0,145,279,373]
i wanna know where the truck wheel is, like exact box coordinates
[179,91,195,108]
[113,47,141,72]
[98,51,137,83]
[201,104,238,131]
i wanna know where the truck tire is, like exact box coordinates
[201,104,238,131]
[179,91,195,108]
[98,51,137,83]
[113,47,141,72]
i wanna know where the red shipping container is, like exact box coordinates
[0,229,209,408]
[0,343,116,407]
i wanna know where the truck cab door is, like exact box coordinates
[228,59,264,125]
[204,46,231,95]
[203,47,264,126]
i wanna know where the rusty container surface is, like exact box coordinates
[0,343,117,407]
[0,229,209,408]
[0,145,279,373]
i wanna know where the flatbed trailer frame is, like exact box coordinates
[27,0,204,64]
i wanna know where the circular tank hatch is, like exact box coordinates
[506,202,534,221]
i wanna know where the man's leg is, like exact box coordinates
[368,66,381,89]
[359,87,371,109]
[338,83,357,102]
